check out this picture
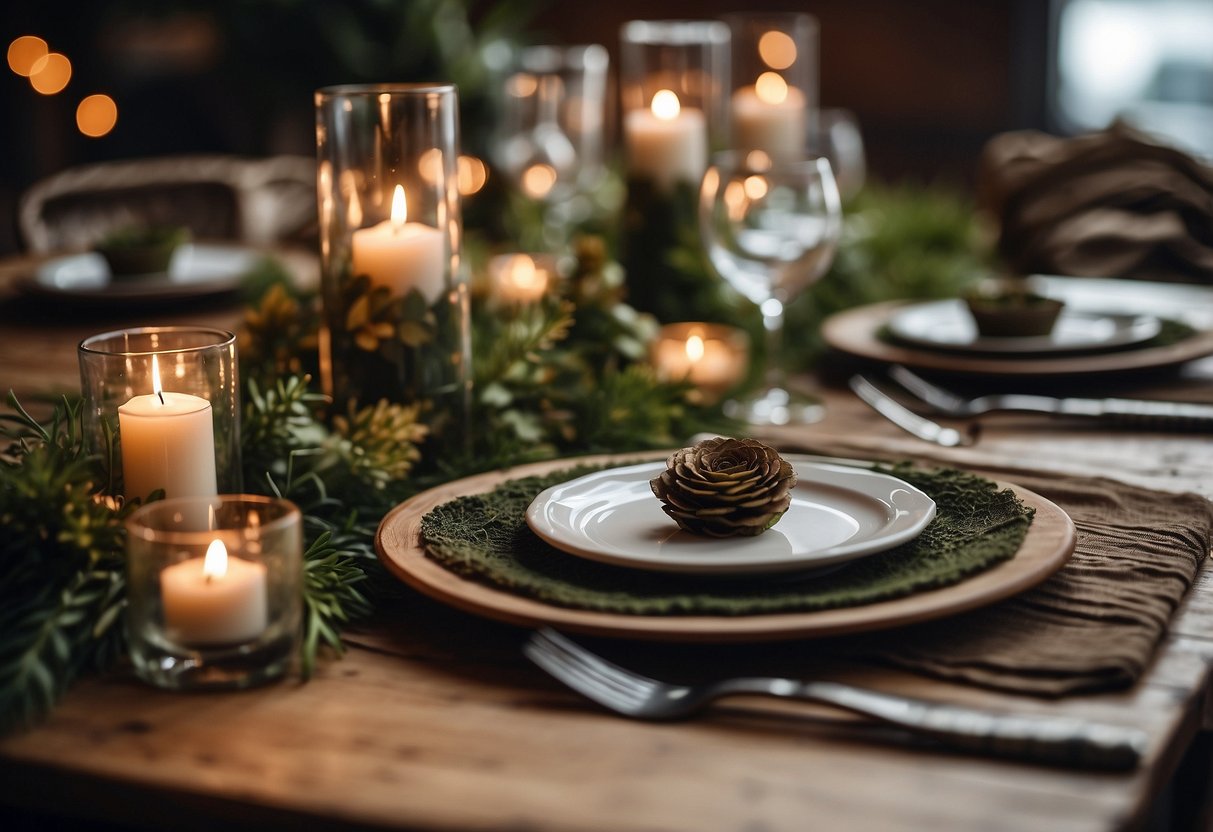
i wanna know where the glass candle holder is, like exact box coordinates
[78,326,241,501]
[315,83,470,446]
[494,44,612,249]
[619,20,732,324]
[650,322,750,403]
[724,12,819,164]
[619,20,730,192]
[126,495,302,690]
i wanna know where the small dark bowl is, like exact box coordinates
[95,227,191,278]
[964,294,1065,337]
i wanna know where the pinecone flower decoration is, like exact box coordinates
[650,438,797,538]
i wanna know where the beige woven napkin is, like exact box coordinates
[867,466,1213,696]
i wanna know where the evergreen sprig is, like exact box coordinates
[0,394,131,734]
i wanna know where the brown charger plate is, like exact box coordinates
[375,453,1076,642]
[822,299,1213,377]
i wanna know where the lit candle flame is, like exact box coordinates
[686,334,705,363]
[755,72,789,106]
[651,89,681,121]
[391,184,408,228]
[203,538,228,582]
[150,354,165,405]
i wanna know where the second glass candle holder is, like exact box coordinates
[77,326,241,501]
[126,495,303,690]
[315,83,470,447]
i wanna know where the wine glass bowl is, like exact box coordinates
[699,151,842,424]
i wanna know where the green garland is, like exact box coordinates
[0,184,992,734]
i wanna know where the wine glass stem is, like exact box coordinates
[761,297,787,391]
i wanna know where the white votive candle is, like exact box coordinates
[651,323,749,398]
[118,355,217,500]
[351,184,446,303]
[624,89,708,191]
[490,253,550,304]
[161,539,268,645]
[732,72,807,163]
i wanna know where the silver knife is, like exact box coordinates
[848,375,970,447]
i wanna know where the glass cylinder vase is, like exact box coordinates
[315,83,470,446]
[494,44,612,248]
[126,495,302,690]
[618,20,733,324]
[77,326,241,501]
[724,12,819,164]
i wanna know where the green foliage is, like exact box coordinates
[0,395,130,734]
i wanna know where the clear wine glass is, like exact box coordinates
[699,151,842,424]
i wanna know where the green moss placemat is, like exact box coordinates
[419,464,1032,616]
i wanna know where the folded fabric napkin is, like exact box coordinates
[420,459,1213,697]
[979,123,1213,285]
[878,468,1212,695]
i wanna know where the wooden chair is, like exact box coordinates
[18,154,317,253]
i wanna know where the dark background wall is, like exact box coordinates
[0,0,1052,256]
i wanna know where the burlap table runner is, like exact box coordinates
[873,467,1212,695]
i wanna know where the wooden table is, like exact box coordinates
[2,260,1212,832]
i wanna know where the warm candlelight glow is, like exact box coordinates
[744,175,769,200]
[755,72,789,106]
[7,35,47,76]
[490,253,551,303]
[686,333,705,362]
[458,155,488,196]
[651,322,750,401]
[521,163,557,198]
[651,89,681,121]
[758,31,797,70]
[507,72,538,98]
[724,180,748,222]
[29,51,71,95]
[77,93,117,137]
[203,539,228,581]
[391,184,408,226]
[746,150,773,171]
[417,147,443,185]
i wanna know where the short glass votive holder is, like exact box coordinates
[651,322,750,403]
[78,326,241,501]
[723,12,819,163]
[314,83,470,448]
[125,495,302,690]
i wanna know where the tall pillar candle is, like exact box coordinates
[351,184,446,303]
[118,355,218,500]
[623,89,707,191]
[731,72,806,163]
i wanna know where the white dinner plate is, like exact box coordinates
[23,243,256,303]
[887,299,1161,354]
[525,458,936,575]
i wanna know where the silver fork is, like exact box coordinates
[889,365,1213,430]
[848,375,971,447]
[524,628,1146,770]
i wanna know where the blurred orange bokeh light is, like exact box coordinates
[77,94,118,137]
[29,51,71,94]
[7,35,47,76]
